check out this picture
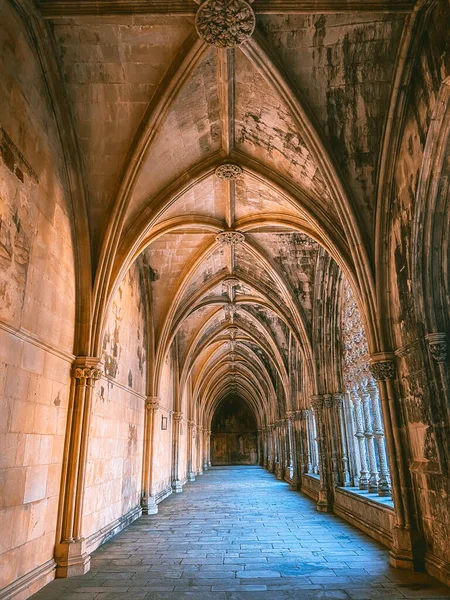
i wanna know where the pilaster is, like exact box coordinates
[56,357,102,578]
[141,397,160,514]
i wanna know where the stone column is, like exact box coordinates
[275,421,283,480]
[206,430,212,467]
[300,409,312,474]
[257,429,263,465]
[287,412,298,489]
[359,383,379,492]
[270,424,276,473]
[141,397,160,514]
[366,380,390,496]
[197,427,204,476]
[350,387,369,490]
[55,358,102,578]
[286,414,294,479]
[187,421,196,482]
[370,355,421,572]
[172,412,183,493]
[203,428,209,471]
[311,395,332,512]
[322,394,340,487]
[333,393,351,487]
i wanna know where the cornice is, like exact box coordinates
[39,0,414,18]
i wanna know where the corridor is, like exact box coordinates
[31,467,449,600]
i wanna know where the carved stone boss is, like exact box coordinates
[196,0,256,48]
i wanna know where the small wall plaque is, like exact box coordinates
[161,416,168,430]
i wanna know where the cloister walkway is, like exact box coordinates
[32,467,450,600]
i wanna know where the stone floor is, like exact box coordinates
[32,466,450,600]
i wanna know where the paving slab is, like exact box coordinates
[30,466,450,600]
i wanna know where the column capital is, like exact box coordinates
[310,395,323,410]
[173,411,183,422]
[295,409,307,420]
[286,411,295,419]
[425,332,448,363]
[332,393,344,408]
[146,397,160,411]
[73,357,102,383]
[323,394,334,409]
[187,420,196,429]
[369,352,396,380]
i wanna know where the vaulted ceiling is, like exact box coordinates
[37,0,412,421]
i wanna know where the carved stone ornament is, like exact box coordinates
[74,366,102,382]
[323,394,334,409]
[333,393,344,409]
[425,332,448,363]
[216,231,245,245]
[228,326,238,340]
[173,412,183,422]
[310,395,323,410]
[215,163,243,180]
[146,398,160,412]
[223,277,240,292]
[369,361,396,381]
[224,301,239,318]
[195,0,255,48]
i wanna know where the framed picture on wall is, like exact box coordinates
[161,416,168,430]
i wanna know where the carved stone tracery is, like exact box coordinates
[195,0,255,48]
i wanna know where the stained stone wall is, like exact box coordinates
[211,397,258,465]
[0,2,76,592]
[387,1,450,576]
[83,263,147,539]
[152,356,175,499]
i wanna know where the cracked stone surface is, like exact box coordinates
[30,467,450,600]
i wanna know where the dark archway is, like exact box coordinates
[211,395,258,465]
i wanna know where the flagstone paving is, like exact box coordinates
[31,466,450,599]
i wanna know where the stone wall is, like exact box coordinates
[0,2,76,593]
[388,1,450,581]
[83,264,147,541]
[211,397,258,465]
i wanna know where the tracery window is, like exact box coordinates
[340,279,391,497]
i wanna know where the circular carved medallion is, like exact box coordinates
[195,0,256,48]
[215,163,243,180]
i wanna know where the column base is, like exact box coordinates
[55,539,90,578]
[198,468,203,476]
[208,462,212,468]
[290,476,299,490]
[188,471,196,482]
[141,495,158,515]
[316,500,333,513]
[172,480,183,493]
[203,463,209,471]
[390,527,425,571]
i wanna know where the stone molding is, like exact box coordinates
[195,0,255,48]
[173,411,183,422]
[215,163,243,180]
[425,332,448,363]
